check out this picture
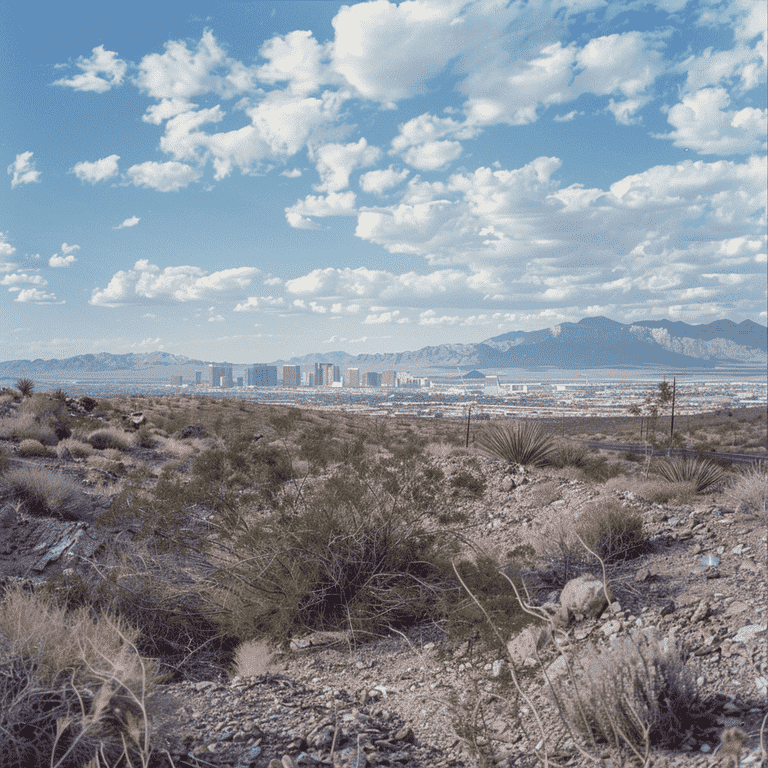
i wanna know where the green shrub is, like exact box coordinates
[554,628,705,755]
[548,441,591,468]
[0,466,83,520]
[576,499,647,563]
[207,466,459,644]
[87,427,131,451]
[580,456,625,483]
[78,396,98,412]
[476,422,556,467]
[652,455,728,493]
[450,470,486,498]
[17,438,55,458]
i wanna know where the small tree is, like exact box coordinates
[15,378,34,398]
[629,380,673,442]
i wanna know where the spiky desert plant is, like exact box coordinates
[475,421,556,467]
[15,378,34,398]
[652,455,728,493]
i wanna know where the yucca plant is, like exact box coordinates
[652,455,728,493]
[475,421,556,467]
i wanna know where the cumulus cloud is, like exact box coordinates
[359,166,409,194]
[126,161,201,191]
[90,259,261,306]
[7,152,41,187]
[0,232,18,271]
[281,168,302,178]
[233,296,285,311]
[285,191,357,228]
[1,273,47,287]
[72,154,120,183]
[257,29,332,96]
[363,309,402,324]
[14,288,61,303]
[660,87,767,154]
[49,254,77,267]
[114,216,140,229]
[53,45,127,93]
[402,140,463,170]
[312,138,381,192]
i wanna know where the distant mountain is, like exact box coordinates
[1,317,765,378]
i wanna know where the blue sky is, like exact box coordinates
[1,0,765,364]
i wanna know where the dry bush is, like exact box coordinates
[18,438,55,458]
[523,478,563,508]
[87,427,133,451]
[726,462,768,516]
[0,585,166,768]
[231,639,285,678]
[0,466,84,520]
[605,476,698,506]
[0,412,58,445]
[553,628,704,756]
[57,438,94,459]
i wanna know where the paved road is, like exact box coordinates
[581,440,767,467]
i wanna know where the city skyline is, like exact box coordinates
[2,0,766,364]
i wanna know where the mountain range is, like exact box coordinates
[1,317,765,380]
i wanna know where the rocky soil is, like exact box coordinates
[0,442,766,768]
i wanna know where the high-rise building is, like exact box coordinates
[195,371,202,385]
[314,362,335,386]
[283,365,300,387]
[209,364,233,387]
[236,376,244,387]
[302,371,314,386]
[247,365,277,386]
[344,368,360,387]
[363,372,381,387]
[381,370,397,388]
[334,365,340,383]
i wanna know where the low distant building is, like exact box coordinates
[170,375,183,386]
[247,365,277,386]
[283,365,300,387]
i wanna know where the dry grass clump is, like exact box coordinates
[604,476,698,506]
[18,438,56,458]
[0,466,84,520]
[0,412,58,445]
[726,462,768,516]
[231,639,285,678]
[57,438,94,459]
[86,427,133,451]
[0,585,165,768]
[554,628,704,757]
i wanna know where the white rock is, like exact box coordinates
[560,574,613,618]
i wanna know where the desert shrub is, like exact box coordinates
[622,451,643,463]
[297,423,340,469]
[726,462,768,516]
[548,441,591,469]
[576,499,647,563]
[450,470,486,498]
[78,396,98,412]
[87,427,132,451]
[17,438,55,458]
[0,584,164,768]
[476,421,556,467]
[18,394,71,439]
[554,628,704,755]
[0,466,83,520]
[652,455,728,493]
[579,456,625,483]
[0,412,58,445]
[134,425,157,448]
[0,450,7,475]
[57,438,93,459]
[605,477,698,506]
[207,467,459,644]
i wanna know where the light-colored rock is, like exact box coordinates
[507,624,552,666]
[559,574,613,618]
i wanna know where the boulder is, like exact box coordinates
[177,424,209,439]
[507,624,552,666]
[56,445,73,461]
[560,574,613,619]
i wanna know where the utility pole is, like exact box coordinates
[670,377,676,438]
[465,404,472,448]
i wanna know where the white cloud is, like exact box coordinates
[680,32,768,92]
[126,161,201,191]
[7,152,41,187]
[402,140,463,170]
[53,45,127,93]
[72,154,120,183]
[114,216,140,229]
[49,254,77,268]
[1,273,46,287]
[61,243,80,255]
[391,112,479,152]
[419,309,460,325]
[208,315,225,322]
[312,138,381,192]
[364,309,401,324]
[135,30,256,103]
[661,87,767,154]
[90,259,261,306]
[233,296,285,311]
[0,232,18,271]
[14,288,60,304]
[359,166,409,194]
[285,191,357,228]
[257,29,332,96]
[281,168,302,178]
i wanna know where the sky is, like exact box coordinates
[1,0,766,364]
